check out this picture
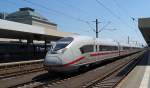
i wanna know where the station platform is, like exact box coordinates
[116,50,150,88]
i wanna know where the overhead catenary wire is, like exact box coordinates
[7,0,112,32]
[62,0,116,30]
[99,21,111,32]
[56,0,111,22]
[95,0,121,20]
[113,0,144,45]
[55,0,87,14]
[22,0,101,33]
[6,0,134,41]
[95,0,141,43]
[113,0,133,19]
[23,0,87,23]
[113,0,139,24]
[86,21,96,32]
[112,0,138,27]
[95,0,134,32]
[112,0,142,43]
[95,0,138,33]
[55,0,97,20]
[6,0,98,34]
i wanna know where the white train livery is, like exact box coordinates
[44,35,139,72]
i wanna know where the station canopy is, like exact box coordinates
[139,18,150,46]
[0,19,73,41]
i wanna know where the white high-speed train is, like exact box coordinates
[44,35,140,72]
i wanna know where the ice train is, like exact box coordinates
[44,35,140,72]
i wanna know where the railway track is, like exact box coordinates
[84,51,147,88]
[44,51,145,88]
[0,59,44,79]
[13,50,146,88]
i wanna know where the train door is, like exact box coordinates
[70,41,84,59]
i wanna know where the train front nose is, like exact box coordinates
[44,55,62,66]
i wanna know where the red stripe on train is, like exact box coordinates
[63,56,85,67]
[62,51,122,67]
[63,51,118,66]
[90,51,119,56]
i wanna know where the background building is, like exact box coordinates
[6,7,57,30]
[0,7,73,62]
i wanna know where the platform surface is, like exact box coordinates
[117,50,150,88]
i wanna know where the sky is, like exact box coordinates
[0,0,149,46]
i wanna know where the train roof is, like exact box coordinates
[68,35,117,46]
[68,35,140,48]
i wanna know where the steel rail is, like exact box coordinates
[32,50,145,88]
[84,51,146,88]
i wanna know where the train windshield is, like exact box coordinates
[53,37,73,51]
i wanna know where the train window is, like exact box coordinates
[111,46,118,50]
[53,43,68,51]
[123,47,130,50]
[99,45,118,51]
[53,37,73,51]
[58,37,73,42]
[80,45,94,54]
